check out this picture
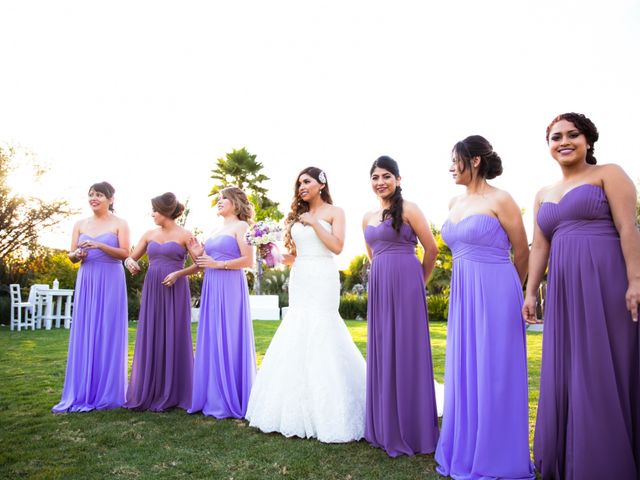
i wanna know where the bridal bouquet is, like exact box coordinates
[245,219,283,268]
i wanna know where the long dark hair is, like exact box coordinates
[452,135,503,180]
[546,112,599,165]
[89,181,116,212]
[370,156,403,232]
[284,166,332,254]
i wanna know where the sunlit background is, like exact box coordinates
[2,0,639,268]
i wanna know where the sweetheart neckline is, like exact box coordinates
[443,213,500,227]
[79,231,117,239]
[148,240,184,247]
[540,183,604,207]
[365,219,411,230]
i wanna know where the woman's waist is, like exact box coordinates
[83,255,123,265]
[451,244,511,264]
[208,254,242,261]
[549,219,619,238]
[372,245,416,257]
[148,260,186,270]
[294,253,334,261]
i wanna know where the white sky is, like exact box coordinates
[2,0,639,268]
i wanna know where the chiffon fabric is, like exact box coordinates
[189,235,256,419]
[125,241,193,411]
[52,232,128,413]
[436,214,534,480]
[246,220,366,442]
[364,220,439,457]
[535,184,640,480]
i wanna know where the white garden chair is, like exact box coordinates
[27,284,50,329]
[9,284,34,331]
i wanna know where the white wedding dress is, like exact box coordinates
[245,220,366,442]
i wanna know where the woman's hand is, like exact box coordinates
[187,236,205,258]
[626,279,640,322]
[79,239,104,251]
[124,257,141,275]
[195,254,218,269]
[71,247,88,262]
[162,271,179,287]
[298,212,317,226]
[522,294,541,324]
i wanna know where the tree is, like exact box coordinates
[341,254,370,293]
[209,147,283,221]
[427,228,453,295]
[0,146,77,262]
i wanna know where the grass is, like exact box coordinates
[0,321,543,480]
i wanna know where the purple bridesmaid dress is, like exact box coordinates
[189,235,256,418]
[52,232,128,412]
[436,214,534,479]
[535,184,640,480]
[125,241,194,411]
[364,220,439,457]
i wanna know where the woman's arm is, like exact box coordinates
[522,190,551,324]
[124,230,151,275]
[603,164,640,322]
[162,263,201,287]
[496,190,529,284]
[300,207,346,255]
[361,212,373,261]
[281,253,296,266]
[68,221,87,263]
[405,201,438,285]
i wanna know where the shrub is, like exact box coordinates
[32,251,79,288]
[0,295,9,326]
[261,267,290,307]
[339,293,367,320]
[427,293,449,322]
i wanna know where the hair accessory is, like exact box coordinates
[318,171,327,184]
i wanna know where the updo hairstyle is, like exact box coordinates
[452,135,503,180]
[151,192,185,220]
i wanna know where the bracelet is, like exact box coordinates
[125,257,134,268]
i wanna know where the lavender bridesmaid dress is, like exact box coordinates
[436,214,534,480]
[364,220,439,457]
[535,184,640,480]
[52,232,128,412]
[189,235,256,418]
[125,241,193,411]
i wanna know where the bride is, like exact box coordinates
[245,167,366,443]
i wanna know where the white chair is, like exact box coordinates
[9,284,34,331]
[27,284,50,329]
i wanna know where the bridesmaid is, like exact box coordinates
[362,156,440,456]
[124,192,195,412]
[188,186,256,418]
[435,136,534,479]
[523,113,640,479]
[53,181,129,412]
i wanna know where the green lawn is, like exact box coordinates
[0,321,542,480]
